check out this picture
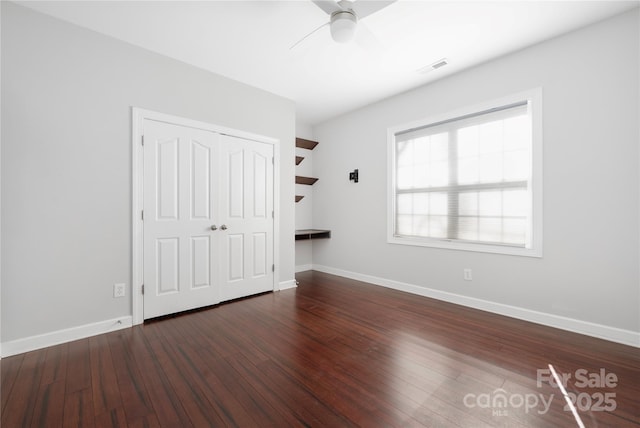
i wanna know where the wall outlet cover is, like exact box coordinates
[114,283,126,298]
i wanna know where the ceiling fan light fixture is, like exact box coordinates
[330,11,357,43]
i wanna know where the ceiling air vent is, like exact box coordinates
[417,58,448,74]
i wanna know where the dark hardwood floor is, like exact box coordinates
[2,270,639,427]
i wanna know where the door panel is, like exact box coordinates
[227,234,244,282]
[143,119,219,319]
[252,232,267,277]
[157,138,179,220]
[228,150,244,218]
[157,238,179,294]
[253,152,268,218]
[191,141,211,220]
[219,135,274,301]
[191,236,211,288]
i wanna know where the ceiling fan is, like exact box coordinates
[292,0,397,49]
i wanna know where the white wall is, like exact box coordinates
[313,9,639,344]
[1,2,296,347]
[0,2,3,357]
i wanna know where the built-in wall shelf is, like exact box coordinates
[295,229,331,241]
[296,137,319,150]
[295,137,318,204]
[296,176,318,185]
[295,139,327,237]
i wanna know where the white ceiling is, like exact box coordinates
[18,0,638,125]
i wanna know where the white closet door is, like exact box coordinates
[143,119,220,319]
[218,135,274,302]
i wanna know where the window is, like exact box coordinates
[388,89,542,257]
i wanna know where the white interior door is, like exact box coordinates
[219,135,274,301]
[143,119,220,319]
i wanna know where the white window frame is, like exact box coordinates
[387,88,543,257]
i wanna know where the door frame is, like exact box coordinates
[131,107,281,325]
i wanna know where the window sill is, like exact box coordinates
[388,236,542,258]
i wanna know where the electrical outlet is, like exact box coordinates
[463,269,473,281]
[114,283,126,298]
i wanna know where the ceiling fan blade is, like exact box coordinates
[337,0,355,10]
[351,0,397,19]
[311,0,342,15]
[290,21,330,50]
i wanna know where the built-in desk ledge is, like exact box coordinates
[295,229,331,241]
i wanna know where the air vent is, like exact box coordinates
[417,58,448,74]
[432,59,448,69]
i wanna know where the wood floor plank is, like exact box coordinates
[106,330,156,421]
[155,320,252,426]
[224,296,413,424]
[2,270,639,427]
[126,324,194,427]
[1,352,25,414]
[127,413,162,428]
[142,328,227,426]
[89,334,123,418]
[66,339,92,395]
[30,380,66,428]
[253,357,357,426]
[195,344,292,425]
[224,353,309,426]
[63,388,94,427]
[172,340,263,427]
[2,350,47,427]
[93,407,128,428]
[39,344,68,387]
[230,318,392,426]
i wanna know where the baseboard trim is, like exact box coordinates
[312,265,640,348]
[278,279,298,291]
[295,264,313,273]
[1,316,133,358]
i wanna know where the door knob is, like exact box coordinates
[220,224,228,230]
[210,225,217,231]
